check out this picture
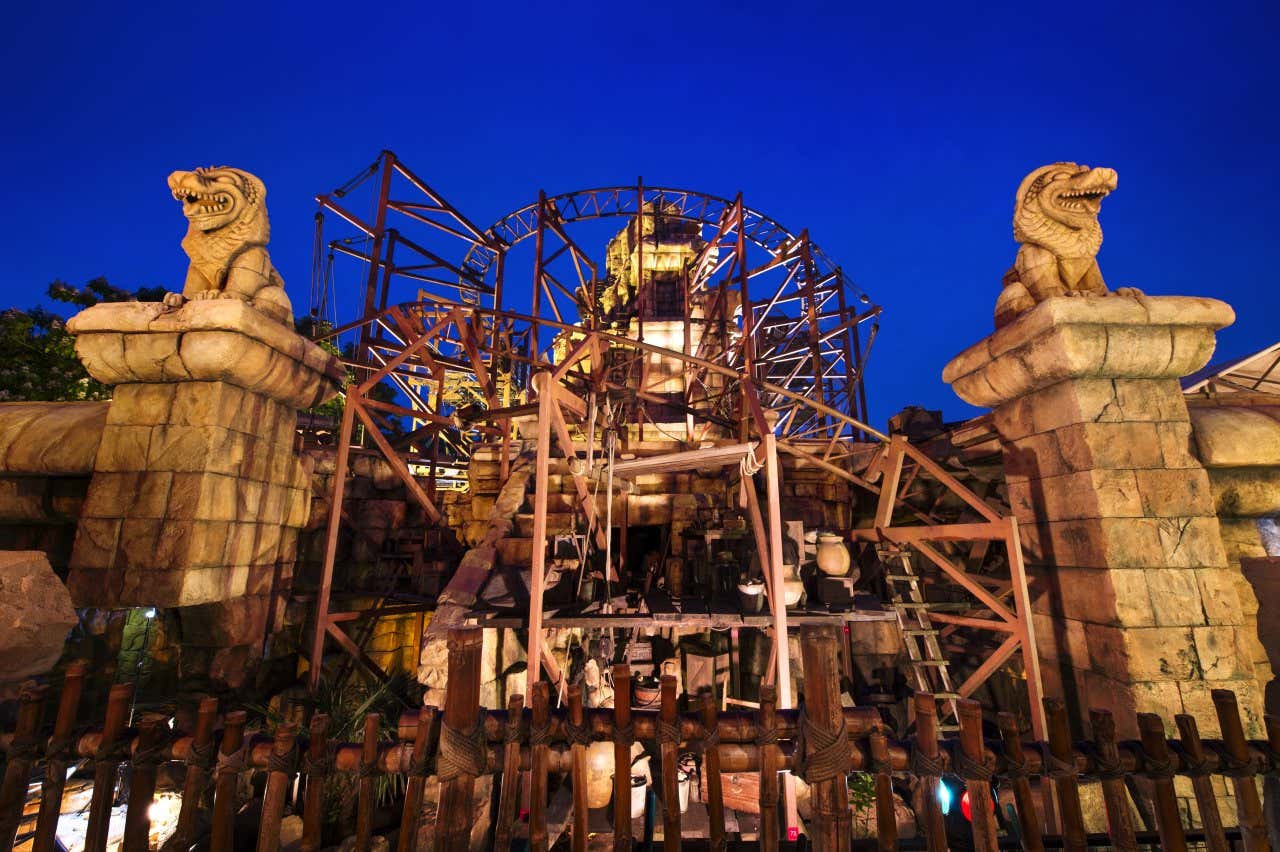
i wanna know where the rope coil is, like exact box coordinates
[1041,744,1079,780]
[1132,743,1174,780]
[909,744,944,778]
[1207,742,1258,779]
[794,708,852,784]
[267,743,299,776]
[947,742,993,783]
[95,739,131,768]
[215,742,249,776]
[409,742,435,778]
[657,720,682,747]
[614,722,635,743]
[1167,742,1211,779]
[188,740,217,771]
[300,744,336,779]
[528,723,554,748]
[131,739,169,769]
[564,722,593,747]
[438,719,488,781]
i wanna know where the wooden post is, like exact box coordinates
[211,710,248,852]
[658,674,682,851]
[165,697,218,852]
[492,697,524,852]
[1086,709,1135,852]
[700,688,726,850]
[33,662,87,852]
[311,396,357,691]
[122,714,165,851]
[612,665,634,852]
[256,723,299,852]
[569,685,589,852]
[1043,698,1086,852]
[996,712,1043,852]
[957,699,997,852]
[356,712,382,851]
[1173,714,1227,852]
[869,728,896,851]
[798,626,851,850]
[85,682,133,852]
[436,628,485,852]
[303,714,331,852]
[527,372,555,698]
[0,682,48,848]
[1136,713,1186,852]
[1210,689,1268,851]
[762,434,797,833]
[757,685,780,852]
[530,680,551,852]
[398,706,438,852]
[912,693,947,852]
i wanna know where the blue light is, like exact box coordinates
[938,779,954,815]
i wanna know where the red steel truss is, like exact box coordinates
[304,151,1046,744]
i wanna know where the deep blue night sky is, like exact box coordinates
[2,2,1277,427]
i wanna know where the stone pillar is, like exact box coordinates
[944,295,1264,736]
[64,300,342,617]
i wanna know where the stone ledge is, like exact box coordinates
[943,295,1234,409]
[68,300,345,410]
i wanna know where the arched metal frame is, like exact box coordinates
[305,153,1045,770]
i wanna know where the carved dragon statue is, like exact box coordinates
[994,162,1143,328]
[163,166,293,324]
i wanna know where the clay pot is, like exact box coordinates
[585,741,615,809]
[737,581,765,613]
[632,676,660,707]
[816,533,851,577]
[782,563,804,608]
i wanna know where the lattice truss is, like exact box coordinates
[306,151,1045,738]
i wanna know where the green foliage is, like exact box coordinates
[848,771,876,812]
[0,277,164,402]
[248,672,422,839]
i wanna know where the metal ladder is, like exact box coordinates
[879,545,961,732]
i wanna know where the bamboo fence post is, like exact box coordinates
[658,674,682,852]
[211,710,248,852]
[612,665,633,852]
[757,685,780,852]
[492,697,523,852]
[0,682,48,848]
[568,684,589,852]
[700,687,726,850]
[798,626,851,850]
[1173,713,1227,852]
[529,680,551,852]
[256,723,299,852]
[122,714,166,851]
[85,682,133,852]
[398,705,438,852]
[33,661,87,852]
[913,693,948,852]
[869,728,896,851]
[163,696,218,852]
[1086,709,1135,852]
[1211,689,1269,851]
[435,627,485,852]
[996,712,1042,852]
[1043,698,1086,852]
[957,699,997,852]
[356,712,381,851]
[1136,713,1186,852]
[302,713,330,852]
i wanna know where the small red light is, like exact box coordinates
[787,826,799,841]
[960,790,972,821]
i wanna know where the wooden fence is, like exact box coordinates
[2,626,1278,851]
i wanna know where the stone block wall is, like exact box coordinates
[945,296,1265,737]
[68,380,312,607]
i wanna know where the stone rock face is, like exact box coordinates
[64,299,343,609]
[946,294,1264,737]
[0,551,78,687]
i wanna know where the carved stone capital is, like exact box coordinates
[67,299,344,410]
[943,295,1234,409]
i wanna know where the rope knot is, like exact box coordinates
[794,708,852,784]
[657,720,682,747]
[438,719,487,781]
